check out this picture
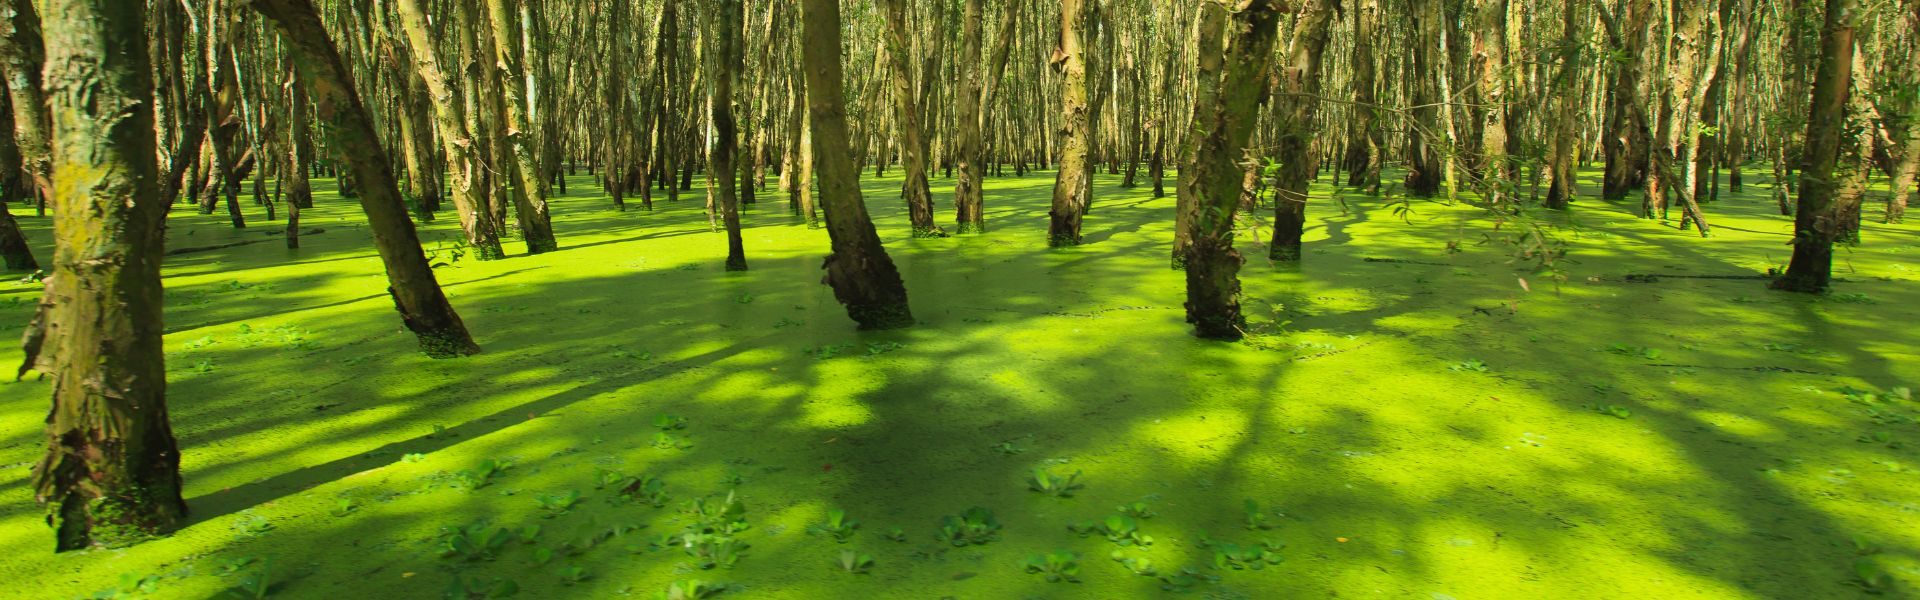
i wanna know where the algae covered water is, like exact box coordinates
[0,169,1915,599]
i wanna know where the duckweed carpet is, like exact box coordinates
[1,169,1916,599]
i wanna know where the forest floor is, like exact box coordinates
[0,166,1916,599]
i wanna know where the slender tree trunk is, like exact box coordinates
[0,82,34,270]
[784,15,817,227]
[1174,4,1229,269]
[1270,0,1335,262]
[1403,0,1444,197]
[1343,0,1382,191]
[800,0,913,328]
[285,70,308,247]
[0,0,51,213]
[1183,0,1283,339]
[709,0,747,270]
[203,4,245,228]
[1049,0,1092,246]
[1473,0,1515,197]
[877,0,947,237]
[33,0,186,552]
[1879,6,1919,223]
[485,0,558,253]
[250,0,482,356]
[953,0,1019,234]
[393,0,506,260]
[1543,0,1584,209]
[1772,0,1858,293]
[1601,0,1654,200]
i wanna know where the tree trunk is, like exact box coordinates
[33,0,186,552]
[1542,0,1584,209]
[0,0,51,211]
[203,3,245,229]
[1343,0,1382,191]
[485,0,558,254]
[394,0,507,260]
[1879,6,1919,223]
[0,82,35,270]
[1601,0,1653,200]
[1048,0,1092,246]
[1183,0,1284,339]
[1403,0,1444,198]
[1270,0,1335,262]
[953,0,1019,234]
[285,70,307,247]
[878,0,947,237]
[250,0,483,357]
[709,0,748,270]
[800,0,914,329]
[1473,0,1515,197]
[1772,0,1858,293]
[1174,4,1228,269]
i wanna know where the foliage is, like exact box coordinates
[836,549,875,574]
[1027,468,1085,497]
[456,459,512,490]
[1022,550,1082,583]
[937,507,1002,546]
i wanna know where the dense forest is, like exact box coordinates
[0,0,1916,597]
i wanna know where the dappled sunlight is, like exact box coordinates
[0,160,1915,599]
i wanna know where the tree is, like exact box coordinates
[1772,0,1859,293]
[877,0,947,238]
[1472,0,1515,198]
[1269,0,1335,262]
[709,0,748,270]
[953,0,1021,234]
[0,0,51,213]
[1403,0,1445,198]
[1542,0,1584,209]
[1342,0,1381,191]
[801,0,914,328]
[484,0,559,254]
[1048,0,1092,246]
[1600,0,1654,200]
[33,0,186,551]
[1182,0,1284,340]
[392,0,508,260]
[247,0,483,357]
[0,83,34,270]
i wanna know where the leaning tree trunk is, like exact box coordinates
[1049,0,1093,246]
[202,4,245,228]
[1270,0,1335,262]
[709,0,747,270]
[33,0,187,552]
[1772,0,1858,293]
[250,0,483,357]
[800,0,914,329]
[1183,0,1284,340]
